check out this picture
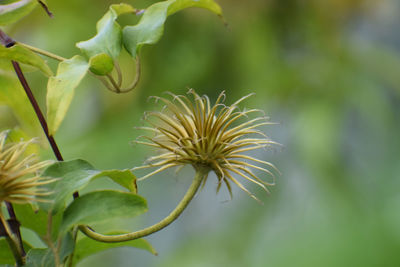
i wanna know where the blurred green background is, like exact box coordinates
[2,0,400,266]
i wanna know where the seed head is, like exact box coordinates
[0,130,54,205]
[133,90,279,201]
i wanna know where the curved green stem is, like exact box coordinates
[106,74,121,93]
[79,167,208,243]
[119,56,141,93]
[17,42,66,62]
[66,227,79,267]
[114,61,123,88]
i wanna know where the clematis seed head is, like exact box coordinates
[133,90,280,201]
[0,130,54,205]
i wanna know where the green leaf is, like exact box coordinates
[0,239,16,265]
[123,0,222,58]
[46,56,89,135]
[0,44,52,76]
[59,232,75,263]
[39,159,137,213]
[99,169,137,193]
[73,232,156,265]
[12,204,48,238]
[0,73,40,135]
[0,0,38,26]
[76,3,136,59]
[88,53,114,75]
[25,248,54,267]
[22,234,73,267]
[0,57,39,73]
[167,0,223,16]
[0,239,32,265]
[13,204,62,239]
[60,190,147,233]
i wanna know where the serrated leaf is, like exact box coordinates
[46,55,89,135]
[39,159,137,213]
[0,0,38,25]
[73,232,156,265]
[88,53,114,75]
[25,248,54,267]
[60,190,147,233]
[0,239,32,265]
[0,44,52,76]
[123,0,222,58]
[76,3,136,59]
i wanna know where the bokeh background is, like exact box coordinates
[1,0,400,266]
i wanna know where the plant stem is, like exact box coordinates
[66,227,79,267]
[106,74,121,93]
[17,42,66,62]
[0,30,15,47]
[45,213,60,267]
[11,61,64,162]
[119,56,141,93]
[96,75,118,93]
[79,167,208,242]
[11,61,81,200]
[114,61,122,88]
[37,0,54,18]
[5,202,25,256]
[0,213,24,266]
[0,30,27,266]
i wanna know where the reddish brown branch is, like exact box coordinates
[11,61,64,162]
[37,0,54,18]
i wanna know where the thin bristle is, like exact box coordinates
[0,130,54,205]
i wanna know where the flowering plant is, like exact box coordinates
[0,1,278,266]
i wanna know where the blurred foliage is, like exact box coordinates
[1,0,400,266]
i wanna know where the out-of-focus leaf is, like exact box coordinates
[0,239,14,265]
[46,56,89,135]
[123,0,222,58]
[0,0,37,25]
[88,53,114,75]
[39,159,137,213]
[60,190,147,232]
[0,45,52,76]
[0,58,38,73]
[25,248,54,267]
[0,58,13,71]
[59,232,75,263]
[13,204,62,239]
[0,239,32,265]
[0,73,39,135]
[73,231,156,265]
[167,0,222,16]
[76,3,136,59]
[21,234,72,266]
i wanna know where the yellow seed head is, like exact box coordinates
[133,90,279,201]
[0,130,54,205]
